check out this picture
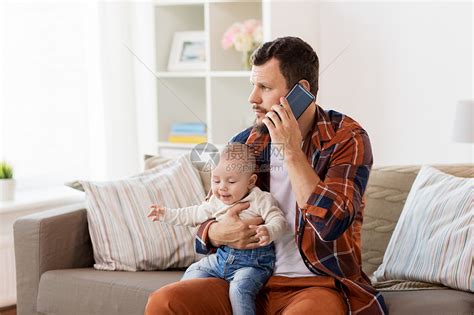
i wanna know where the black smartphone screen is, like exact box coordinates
[284,83,315,120]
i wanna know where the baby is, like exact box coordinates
[148,143,286,315]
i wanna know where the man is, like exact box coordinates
[145,37,388,315]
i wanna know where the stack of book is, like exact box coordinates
[168,122,207,144]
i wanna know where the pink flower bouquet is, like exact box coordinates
[221,19,263,69]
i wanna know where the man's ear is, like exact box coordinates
[298,79,311,92]
[248,174,258,189]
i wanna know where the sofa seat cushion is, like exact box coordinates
[382,289,474,314]
[37,269,474,315]
[37,268,184,315]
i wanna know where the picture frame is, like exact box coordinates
[168,31,207,71]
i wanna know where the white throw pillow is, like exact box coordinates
[81,154,205,271]
[373,165,473,291]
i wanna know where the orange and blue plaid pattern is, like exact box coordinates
[196,106,388,314]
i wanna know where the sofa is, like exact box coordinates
[14,163,474,315]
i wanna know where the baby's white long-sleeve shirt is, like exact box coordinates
[161,186,287,243]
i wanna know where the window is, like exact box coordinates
[0,3,105,189]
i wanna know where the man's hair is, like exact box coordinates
[251,36,319,96]
[220,143,256,174]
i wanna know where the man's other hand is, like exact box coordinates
[208,202,264,249]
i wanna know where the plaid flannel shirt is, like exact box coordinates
[196,106,388,314]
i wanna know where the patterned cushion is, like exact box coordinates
[145,153,212,195]
[372,165,473,291]
[144,154,171,170]
[81,154,205,271]
[362,164,473,277]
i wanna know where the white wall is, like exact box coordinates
[271,1,472,166]
[267,1,320,50]
[317,2,472,165]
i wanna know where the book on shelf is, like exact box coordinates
[171,122,206,134]
[168,135,207,144]
[169,130,206,136]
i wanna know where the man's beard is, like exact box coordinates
[252,118,269,135]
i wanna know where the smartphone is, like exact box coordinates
[284,83,315,120]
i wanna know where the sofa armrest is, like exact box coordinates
[14,203,94,315]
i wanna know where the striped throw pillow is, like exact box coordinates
[373,165,473,291]
[81,154,205,271]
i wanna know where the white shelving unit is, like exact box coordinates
[154,0,266,157]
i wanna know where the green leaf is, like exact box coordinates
[0,161,13,179]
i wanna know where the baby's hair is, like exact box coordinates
[220,143,257,174]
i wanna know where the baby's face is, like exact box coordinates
[211,158,256,205]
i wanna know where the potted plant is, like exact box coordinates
[0,161,15,201]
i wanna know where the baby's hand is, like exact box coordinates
[255,226,271,246]
[147,204,166,222]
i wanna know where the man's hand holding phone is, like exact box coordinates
[262,82,315,158]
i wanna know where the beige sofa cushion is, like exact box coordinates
[81,154,205,271]
[36,269,474,315]
[37,269,184,315]
[145,153,212,195]
[373,166,473,291]
[362,164,474,277]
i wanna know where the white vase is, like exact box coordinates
[0,179,16,201]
